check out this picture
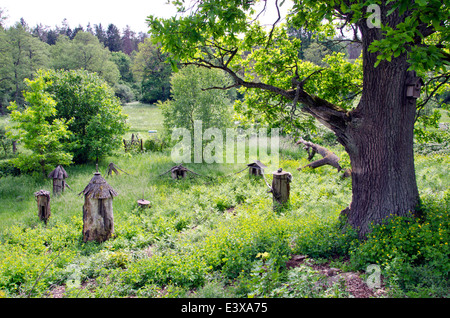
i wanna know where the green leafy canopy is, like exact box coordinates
[147,0,449,129]
[6,70,73,176]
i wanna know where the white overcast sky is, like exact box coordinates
[1,0,292,33]
[1,0,178,33]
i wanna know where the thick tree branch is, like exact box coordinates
[185,46,350,136]
[296,137,342,172]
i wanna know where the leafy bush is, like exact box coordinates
[6,73,73,176]
[114,83,135,104]
[0,159,20,177]
[160,65,233,138]
[0,127,14,158]
[123,250,208,289]
[43,69,128,163]
[348,191,450,297]
[290,215,358,259]
[0,222,80,297]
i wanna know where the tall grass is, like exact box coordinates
[0,103,449,298]
[121,102,164,140]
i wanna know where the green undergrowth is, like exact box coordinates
[0,147,449,298]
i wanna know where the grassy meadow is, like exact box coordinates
[121,101,164,140]
[0,103,449,298]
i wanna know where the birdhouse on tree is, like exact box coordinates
[247,160,267,176]
[81,171,118,243]
[406,77,424,98]
[48,165,68,195]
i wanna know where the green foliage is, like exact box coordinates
[0,23,50,106]
[0,159,20,178]
[366,0,449,73]
[42,69,128,163]
[0,104,449,298]
[200,212,292,279]
[131,38,172,104]
[143,136,169,152]
[348,192,450,297]
[113,83,135,104]
[160,65,234,136]
[290,215,357,259]
[6,72,72,176]
[148,1,364,134]
[110,52,134,84]
[0,221,80,297]
[149,0,449,141]
[50,31,120,85]
[0,127,14,158]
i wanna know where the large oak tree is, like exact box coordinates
[148,0,450,237]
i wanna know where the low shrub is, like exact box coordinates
[289,213,358,259]
[348,191,450,297]
[200,212,292,279]
[123,250,208,289]
[0,159,20,178]
[143,136,169,152]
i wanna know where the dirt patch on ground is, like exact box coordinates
[286,254,386,298]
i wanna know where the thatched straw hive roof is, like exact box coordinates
[81,172,118,199]
[247,160,267,170]
[48,165,68,179]
[34,189,51,198]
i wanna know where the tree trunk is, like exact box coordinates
[339,21,420,237]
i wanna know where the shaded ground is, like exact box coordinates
[286,254,386,298]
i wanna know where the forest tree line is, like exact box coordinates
[0,10,363,116]
[0,14,174,113]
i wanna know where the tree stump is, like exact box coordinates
[271,168,292,209]
[34,190,51,224]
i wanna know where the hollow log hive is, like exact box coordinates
[34,190,51,224]
[48,165,68,195]
[81,172,118,243]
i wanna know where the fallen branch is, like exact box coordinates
[296,137,342,172]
